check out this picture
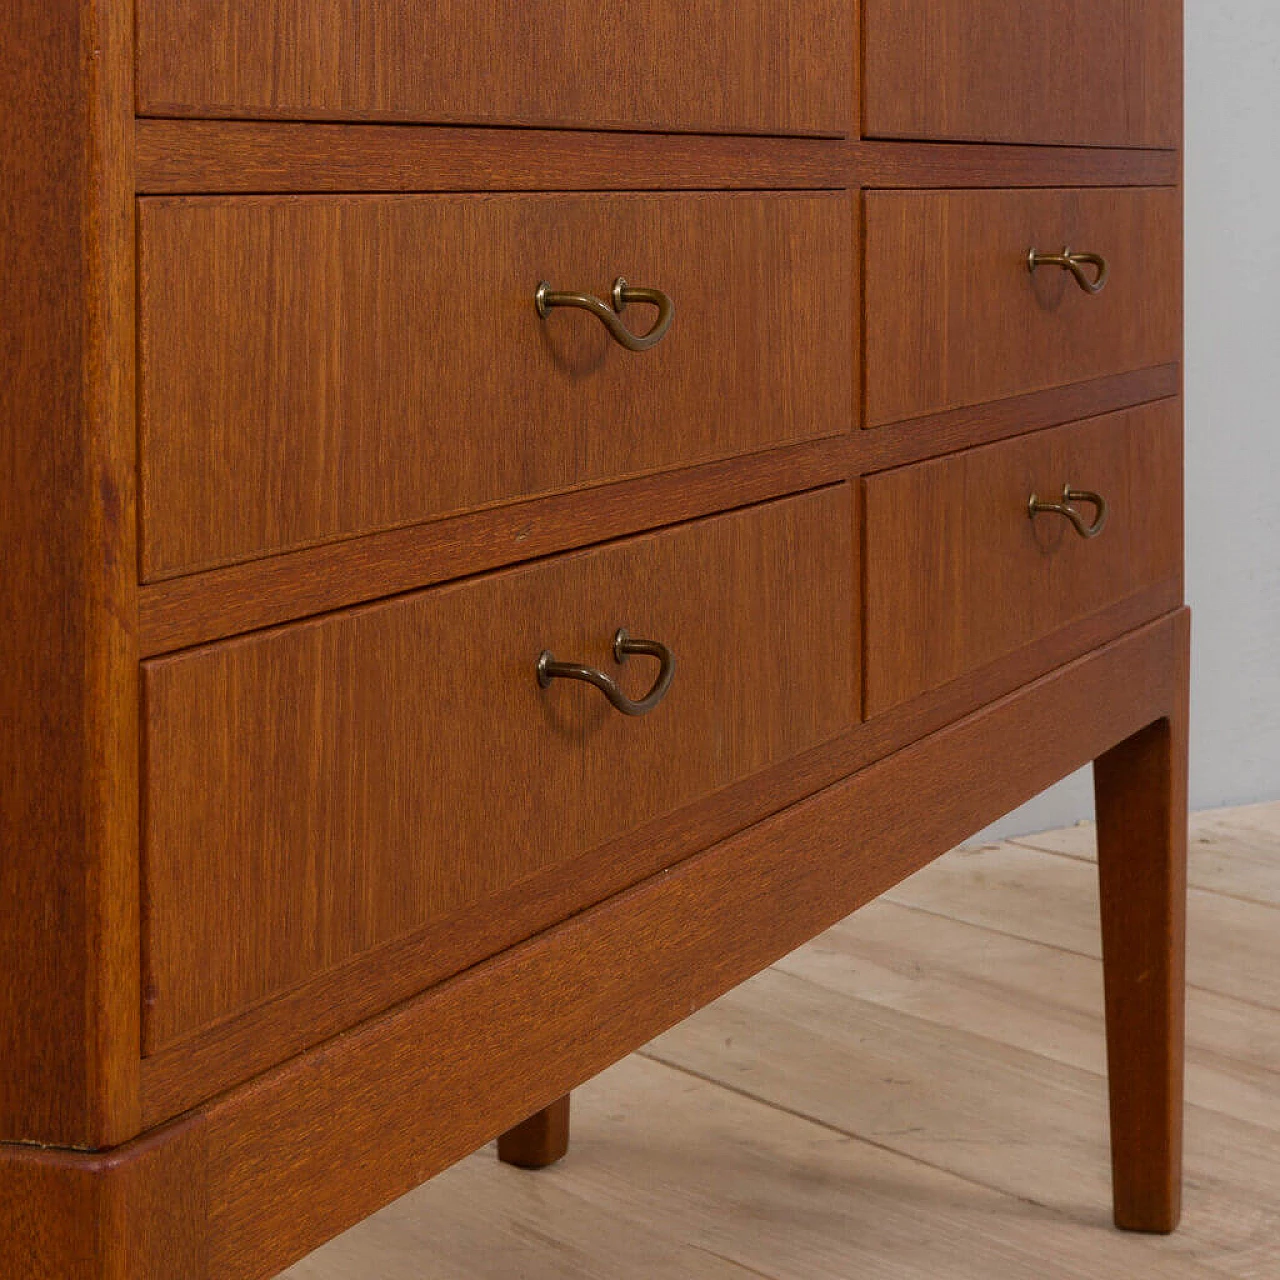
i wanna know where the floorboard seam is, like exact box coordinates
[1001,838,1280,912]
[877,898,1280,1013]
[634,1049,1092,1223]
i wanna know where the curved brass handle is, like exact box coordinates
[1027,246,1110,295]
[1028,484,1110,539]
[535,277,675,352]
[537,628,676,717]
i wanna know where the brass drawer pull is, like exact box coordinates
[1027,246,1110,295]
[535,277,675,352]
[537,628,676,717]
[1028,484,1110,539]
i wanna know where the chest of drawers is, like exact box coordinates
[1,2,1186,1275]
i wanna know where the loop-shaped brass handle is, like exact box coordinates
[535,277,675,352]
[1028,484,1110,539]
[537,628,676,717]
[1027,246,1110,295]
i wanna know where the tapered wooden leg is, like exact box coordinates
[498,1094,571,1169]
[1093,650,1188,1232]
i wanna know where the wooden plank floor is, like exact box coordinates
[283,803,1280,1279]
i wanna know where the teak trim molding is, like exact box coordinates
[134,121,1180,195]
[136,368,1178,658]
[1,610,1189,1280]
[0,0,140,1147]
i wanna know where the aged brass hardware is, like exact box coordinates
[537,628,676,716]
[1028,484,1110,539]
[535,278,675,352]
[1027,246,1110,295]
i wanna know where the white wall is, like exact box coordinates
[982,0,1280,839]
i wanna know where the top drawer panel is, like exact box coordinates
[136,0,853,136]
[864,0,1180,148]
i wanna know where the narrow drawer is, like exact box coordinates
[139,192,854,579]
[136,0,852,135]
[864,0,1179,147]
[142,487,857,1052]
[865,187,1180,428]
[863,403,1181,716]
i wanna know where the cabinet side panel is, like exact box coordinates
[0,0,139,1145]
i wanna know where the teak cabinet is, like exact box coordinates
[1,2,1186,1276]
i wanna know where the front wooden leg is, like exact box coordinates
[1093,671,1188,1232]
[498,1095,571,1169]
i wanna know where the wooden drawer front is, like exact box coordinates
[136,1,851,135]
[865,188,1180,428]
[142,487,856,1052]
[139,192,853,580]
[863,402,1181,716]
[864,0,1179,147]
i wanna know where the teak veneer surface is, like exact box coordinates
[0,611,1189,1280]
[132,368,1180,659]
[864,0,1181,148]
[864,402,1183,715]
[131,124,1181,196]
[865,186,1181,427]
[1,0,1186,1267]
[142,489,856,1052]
[139,191,853,579]
[0,0,140,1147]
[136,0,853,136]
[140,577,1178,1121]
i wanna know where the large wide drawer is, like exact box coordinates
[139,192,854,579]
[864,187,1181,428]
[863,402,1181,715]
[864,0,1180,147]
[136,0,852,135]
[142,487,857,1052]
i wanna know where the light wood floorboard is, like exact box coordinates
[283,802,1280,1279]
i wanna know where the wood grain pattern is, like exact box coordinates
[0,0,140,1146]
[135,0,852,136]
[186,611,1186,1280]
[3,611,1186,1279]
[0,1119,208,1280]
[497,1097,571,1170]
[132,122,1182,196]
[864,0,1181,147]
[135,369,1179,660]
[865,187,1182,428]
[139,191,854,579]
[864,401,1183,716]
[1094,624,1189,1232]
[139,579,1178,1123]
[137,440,849,658]
[142,489,856,1053]
[3,0,1186,1270]
[857,365,1180,475]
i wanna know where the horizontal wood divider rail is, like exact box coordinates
[138,439,848,655]
[134,122,1181,194]
[139,369,1178,657]
[1,610,1189,1280]
[139,581,1180,1119]
[853,366,1181,474]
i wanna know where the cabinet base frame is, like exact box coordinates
[1,609,1188,1279]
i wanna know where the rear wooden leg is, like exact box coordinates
[1093,680,1188,1232]
[498,1094,571,1169]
